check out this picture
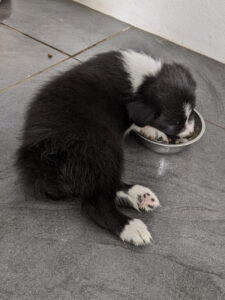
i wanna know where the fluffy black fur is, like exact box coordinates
[127,63,196,136]
[16,51,196,241]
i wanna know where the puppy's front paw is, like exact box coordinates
[140,126,169,144]
[128,185,160,212]
[154,129,169,144]
[120,219,152,246]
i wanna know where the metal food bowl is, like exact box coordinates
[134,109,206,154]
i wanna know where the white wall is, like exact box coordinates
[74,0,225,64]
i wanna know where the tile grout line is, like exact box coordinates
[70,25,132,57]
[205,119,225,131]
[0,23,131,94]
[72,57,82,63]
[0,22,72,57]
[0,57,72,94]
[1,22,131,59]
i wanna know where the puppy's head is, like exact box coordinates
[127,63,196,138]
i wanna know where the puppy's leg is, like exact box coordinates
[82,194,152,246]
[132,124,169,143]
[116,183,160,212]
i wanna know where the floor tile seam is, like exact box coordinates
[1,22,132,59]
[0,23,131,93]
[1,22,72,57]
[70,25,132,58]
[0,56,72,94]
[205,119,225,131]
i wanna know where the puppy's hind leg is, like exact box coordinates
[80,129,152,246]
[82,194,152,246]
[116,183,160,212]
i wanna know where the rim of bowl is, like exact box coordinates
[135,109,206,148]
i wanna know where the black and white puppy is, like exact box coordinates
[16,50,196,246]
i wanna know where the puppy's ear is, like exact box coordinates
[126,101,157,127]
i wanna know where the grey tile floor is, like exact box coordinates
[0,1,225,299]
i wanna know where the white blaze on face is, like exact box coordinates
[178,104,195,138]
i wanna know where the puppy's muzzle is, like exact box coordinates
[177,119,195,138]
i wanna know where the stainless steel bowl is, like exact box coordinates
[134,109,206,154]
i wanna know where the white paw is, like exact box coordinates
[140,126,169,143]
[120,219,152,246]
[128,185,160,212]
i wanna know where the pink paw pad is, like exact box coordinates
[139,193,155,208]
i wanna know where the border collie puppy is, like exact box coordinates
[16,50,196,246]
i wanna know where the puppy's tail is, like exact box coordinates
[15,141,70,200]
